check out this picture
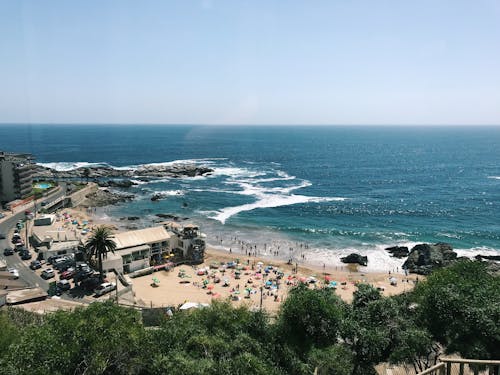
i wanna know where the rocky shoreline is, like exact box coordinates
[340,242,499,275]
[32,163,214,180]
[80,188,135,207]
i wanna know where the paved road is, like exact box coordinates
[0,185,67,290]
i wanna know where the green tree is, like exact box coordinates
[307,344,354,375]
[145,302,281,374]
[1,302,146,375]
[276,284,346,353]
[413,260,500,359]
[84,226,117,281]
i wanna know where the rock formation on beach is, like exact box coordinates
[341,253,368,266]
[385,246,409,258]
[80,189,135,207]
[32,163,214,180]
[402,242,457,275]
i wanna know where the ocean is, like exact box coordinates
[1,124,499,271]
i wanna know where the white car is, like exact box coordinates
[7,267,19,279]
[94,282,116,297]
[41,268,55,279]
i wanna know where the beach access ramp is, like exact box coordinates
[6,287,48,305]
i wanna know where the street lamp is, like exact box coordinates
[25,210,34,251]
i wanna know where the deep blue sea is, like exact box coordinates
[1,124,499,270]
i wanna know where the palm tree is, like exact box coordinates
[85,226,117,281]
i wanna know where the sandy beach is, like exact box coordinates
[58,206,422,312]
[129,246,421,312]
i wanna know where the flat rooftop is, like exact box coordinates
[112,226,171,250]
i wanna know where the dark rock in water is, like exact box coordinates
[155,213,177,219]
[151,193,163,201]
[108,179,135,188]
[402,243,457,275]
[127,216,140,221]
[341,253,368,266]
[475,254,500,261]
[385,246,409,258]
[182,202,188,207]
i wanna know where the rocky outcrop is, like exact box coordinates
[341,253,368,266]
[98,180,136,188]
[80,189,135,207]
[402,243,457,275]
[385,246,409,258]
[32,163,214,180]
[151,193,164,201]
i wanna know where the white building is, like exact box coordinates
[102,222,206,275]
[106,226,172,274]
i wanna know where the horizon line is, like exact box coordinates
[1,123,500,127]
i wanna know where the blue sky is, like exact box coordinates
[1,0,499,125]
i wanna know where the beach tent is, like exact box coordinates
[179,302,209,310]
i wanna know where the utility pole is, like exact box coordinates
[259,286,263,310]
[115,273,119,304]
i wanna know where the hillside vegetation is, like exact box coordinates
[0,260,498,375]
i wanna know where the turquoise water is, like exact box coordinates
[1,124,499,270]
[34,183,52,189]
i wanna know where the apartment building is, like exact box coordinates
[0,151,34,204]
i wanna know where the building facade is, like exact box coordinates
[102,222,206,275]
[0,151,34,204]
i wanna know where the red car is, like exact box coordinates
[60,268,76,280]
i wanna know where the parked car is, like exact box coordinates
[81,276,101,291]
[20,251,32,260]
[56,279,71,291]
[0,233,6,239]
[60,268,76,279]
[41,268,55,279]
[94,282,116,297]
[7,268,19,279]
[29,260,42,270]
[74,269,94,283]
[47,255,64,265]
[3,248,14,256]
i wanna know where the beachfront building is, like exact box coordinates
[163,221,206,264]
[101,222,206,274]
[0,151,34,204]
[106,226,173,274]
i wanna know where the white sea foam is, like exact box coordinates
[37,158,225,172]
[455,247,500,259]
[37,161,112,171]
[211,195,345,224]
[129,179,149,185]
[153,190,185,196]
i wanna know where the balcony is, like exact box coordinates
[417,358,500,375]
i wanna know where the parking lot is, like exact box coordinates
[4,233,117,303]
